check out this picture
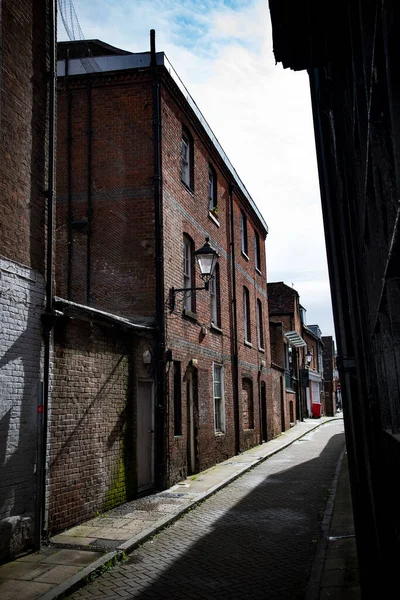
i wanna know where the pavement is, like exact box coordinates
[0,414,359,599]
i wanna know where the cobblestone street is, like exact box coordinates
[73,420,344,600]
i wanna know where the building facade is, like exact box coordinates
[52,36,278,535]
[268,282,307,422]
[0,0,52,563]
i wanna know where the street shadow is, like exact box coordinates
[120,428,345,600]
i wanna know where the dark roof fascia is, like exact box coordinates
[53,296,156,333]
[268,0,349,72]
[57,39,132,59]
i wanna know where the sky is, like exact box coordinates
[59,0,335,339]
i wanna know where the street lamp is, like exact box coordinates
[169,237,219,311]
[306,349,313,366]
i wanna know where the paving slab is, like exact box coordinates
[0,578,53,599]
[0,561,53,581]
[41,549,102,566]
[34,565,82,584]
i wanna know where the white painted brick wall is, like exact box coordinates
[0,256,45,559]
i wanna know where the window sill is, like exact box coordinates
[208,211,220,227]
[241,251,249,261]
[286,388,296,393]
[181,180,194,195]
[210,323,223,334]
[183,309,198,322]
[215,431,225,437]
[174,434,183,439]
[244,340,253,348]
[258,347,265,353]
[255,267,262,276]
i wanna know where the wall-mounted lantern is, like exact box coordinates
[306,349,313,366]
[169,237,219,311]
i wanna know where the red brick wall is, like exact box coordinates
[56,72,156,318]
[0,0,48,271]
[48,318,154,533]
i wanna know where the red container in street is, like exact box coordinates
[312,403,322,418]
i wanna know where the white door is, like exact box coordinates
[137,380,154,492]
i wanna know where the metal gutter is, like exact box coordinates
[53,296,156,331]
[41,0,57,540]
[150,30,167,489]
[229,182,241,454]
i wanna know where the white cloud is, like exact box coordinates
[66,0,335,338]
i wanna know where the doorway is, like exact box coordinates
[136,380,155,493]
[186,367,199,475]
[260,381,268,442]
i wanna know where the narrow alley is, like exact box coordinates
[72,420,344,599]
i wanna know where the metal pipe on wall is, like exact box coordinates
[41,0,57,539]
[86,80,93,305]
[151,29,167,488]
[229,182,241,455]
[66,52,73,300]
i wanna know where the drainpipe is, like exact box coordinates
[257,367,262,442]
[66,51,73,299]
[86,80,93,305]
[40,0,57,539]
[151,30,166,488]
[229,183,240,454]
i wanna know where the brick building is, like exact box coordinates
[52,35,278,535]
[268,282,307,422]
[0,0,53,563]
[267,282,325,421]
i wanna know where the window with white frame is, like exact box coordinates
[183,235,195,311]
[254,231,261,272]
[241,210,248,256]
[257,298,264,349]
[213,363,225,432]
[208,165,217,212]
[181,128,193,189]
[243,286,251,343]
[210,263,221,327]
